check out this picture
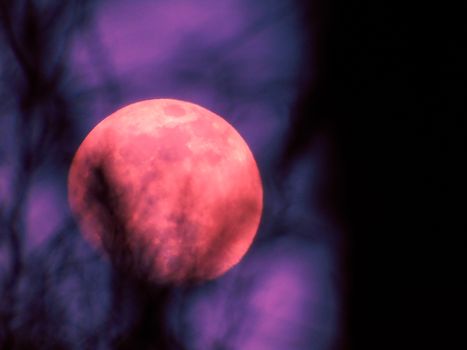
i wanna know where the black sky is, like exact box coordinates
[290,0,465,348]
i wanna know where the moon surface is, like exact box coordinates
[68,99,263,284]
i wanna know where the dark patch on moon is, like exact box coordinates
[164,104,186,117]
[204,149,223,165]
[118,134,156,165]
[156,128,190,162]
[83,165,163,281]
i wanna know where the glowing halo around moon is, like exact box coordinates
[68,99,263,284]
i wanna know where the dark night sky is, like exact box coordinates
[1,0,465,349]
[313,1,466,349]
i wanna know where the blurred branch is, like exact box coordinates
[0,0,100,348]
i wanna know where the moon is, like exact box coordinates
[68,99,263,284]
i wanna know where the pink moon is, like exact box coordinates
[68,99,263,284]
